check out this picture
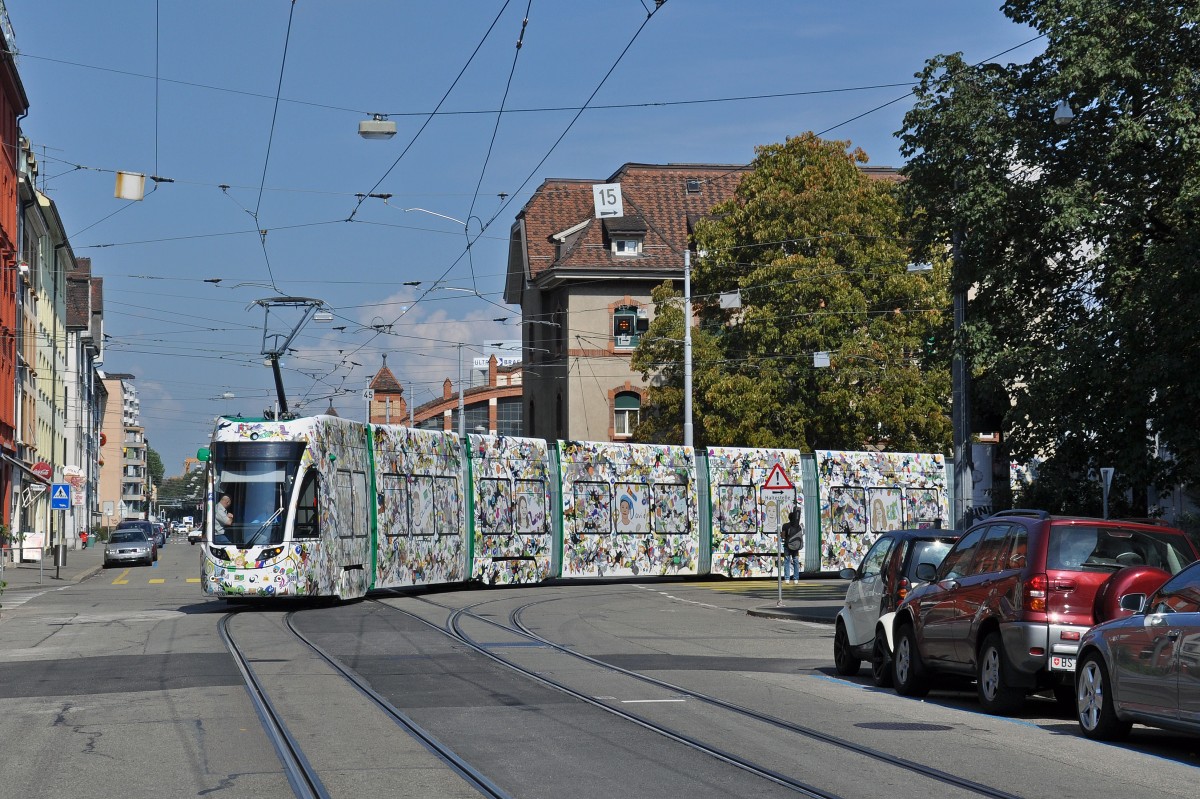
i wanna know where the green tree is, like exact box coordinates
[632,134,952,452]
[898,0,1200,513]
[146,447,165,486]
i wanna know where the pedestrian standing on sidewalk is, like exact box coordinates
[782,508,803,583]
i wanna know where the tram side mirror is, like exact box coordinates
[197,447,210,462]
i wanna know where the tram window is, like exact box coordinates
[379,473,409,538]
[717,485,756,534]
[652,483,690,534]
[478,478,513,533]
[514,480,547,534]
[614,483,650,534]
[410,476,436,536]
[293,471,320,539]
[829,486,868,534]
[574,482,612,534]
[352,471,368,539]
[336,470,354,539]
[435,477,461,536]
[867,487,903,533]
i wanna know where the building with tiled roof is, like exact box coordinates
[504,162,749,442]
[366,354,523,435]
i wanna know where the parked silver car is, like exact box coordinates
[103,529,155,567]
[1076,558,1200,740]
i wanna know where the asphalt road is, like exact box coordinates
[1,547,1198,799]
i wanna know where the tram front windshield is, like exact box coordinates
[211,441,305,547]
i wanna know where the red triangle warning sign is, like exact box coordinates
[763,463,795,491]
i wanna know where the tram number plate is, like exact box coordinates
[1050,655,1076,671]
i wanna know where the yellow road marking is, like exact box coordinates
[186,578,200,583]
[149,578,165,584]
[112,569,131,585]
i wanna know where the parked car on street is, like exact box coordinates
[891,510,1199,714]
[834,528,961,685]
[115,520,159,562]
[1075,558,1200,740]
[103,529,155,567]
[151,522,167,547]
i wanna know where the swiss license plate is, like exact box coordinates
[1051,655,1076,671]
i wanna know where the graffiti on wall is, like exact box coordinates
[817,450,949,571]
[560,440,698,577]
[372,424,465,587]
[469,434,553,584]
[706,447,804,578]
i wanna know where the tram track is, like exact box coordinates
[218,612,331,799]
[378,594,1019,799]
[219,610,513,799]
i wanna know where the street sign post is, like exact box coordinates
[51,483,71,510]
[762,463,797,606]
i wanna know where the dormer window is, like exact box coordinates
[612,237,642,256]
[603,216,646,257]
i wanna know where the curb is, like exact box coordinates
[747,607,836,624]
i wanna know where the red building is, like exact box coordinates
[0,29,30,530]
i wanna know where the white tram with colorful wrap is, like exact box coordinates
[199,414,951,600]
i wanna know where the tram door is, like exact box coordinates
[332,466,372,598]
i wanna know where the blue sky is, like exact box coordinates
[9,1,1038,474]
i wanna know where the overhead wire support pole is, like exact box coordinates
[683,249,694,448]
[950,225,972,528]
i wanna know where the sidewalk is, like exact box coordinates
[0,543,105,593]
[734,576,848,624]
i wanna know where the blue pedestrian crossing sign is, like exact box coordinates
[51,483,71,509]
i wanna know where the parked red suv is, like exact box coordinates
[890,510,1199,714]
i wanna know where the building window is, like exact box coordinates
[496,397,522,436]
[613,392,640,438]
[613,305,641,349]
[611,237,642,256]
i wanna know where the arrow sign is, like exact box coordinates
[51,483,71,510]
[592,183,623,219]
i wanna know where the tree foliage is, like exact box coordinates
[632,134,952,452]
[899,0,1200,513]
[146,446,164,486]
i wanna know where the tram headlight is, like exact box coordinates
[208,546,232,561]
[258,546,284,560]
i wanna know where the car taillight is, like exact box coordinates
[897,577,910,601]
[1025,573,1047,612]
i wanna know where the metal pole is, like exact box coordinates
[683,250,694,448]
[951,225,973,528]
[457,343,465,437]
[408,383,415,426]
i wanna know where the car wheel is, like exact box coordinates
[1077,652,1132,741]
[871,626,893,687]
[977,632,1025,714]
[892,623,929,697]
[833,620,861,676]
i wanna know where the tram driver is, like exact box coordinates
[214,494,234,538]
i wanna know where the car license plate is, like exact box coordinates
[1051,655,1076,671]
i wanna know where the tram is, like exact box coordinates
[199,414,950,600]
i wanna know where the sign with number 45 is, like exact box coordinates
[592,183,623,218]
